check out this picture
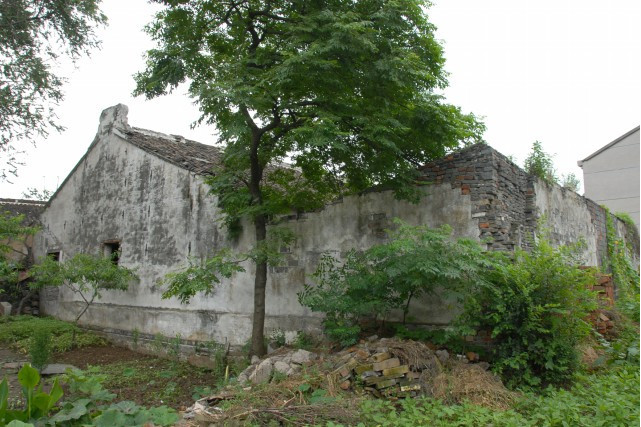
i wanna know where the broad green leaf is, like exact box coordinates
[17,364,39,390]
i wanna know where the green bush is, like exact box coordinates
[29,329,51,371]
[458,237,598,388]
[523,141,557,184]
[299,221,488,347]
[0,316,105,354]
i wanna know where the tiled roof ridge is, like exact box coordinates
[122,127,222,175]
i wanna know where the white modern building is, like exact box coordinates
[578,126,640,227]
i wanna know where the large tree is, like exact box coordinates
[135,0,484,356]
[0,0,106,179]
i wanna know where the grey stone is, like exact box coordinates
[435,349,449,363]
[273,361,290,374]
[291,349,316,365]
[286,364,301,376]
[249,359,273,384]
[40,363,78,375]
[250,355,260,365]
[477,361,490,371]
[2,362,25,371]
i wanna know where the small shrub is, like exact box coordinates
[206,340,229,379]
[29,329,52,371]
[168,334,182,361]
[132,328,140,350]
[293,331,314,350]
[458,236,598,388]
[299,220,489,347]
[150,333,166,355]
[268,328,286,348]
[561,172,580,191]
[523,141,557,184]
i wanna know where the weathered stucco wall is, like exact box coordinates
[36,106,638,349]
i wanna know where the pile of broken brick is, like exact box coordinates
[328,337,486,398]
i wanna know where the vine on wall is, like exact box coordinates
[604,209,640,318]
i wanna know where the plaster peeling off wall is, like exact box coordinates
[533,180,601,266]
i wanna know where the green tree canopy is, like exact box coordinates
[135,0,484,356]
[0,0,106,179]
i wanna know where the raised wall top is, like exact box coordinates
[97,103,130,136]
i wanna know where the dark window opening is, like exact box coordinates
[103,241,121,265]
[47,251,60,262]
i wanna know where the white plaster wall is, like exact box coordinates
[36,121,479,345]
[533,180,600,266]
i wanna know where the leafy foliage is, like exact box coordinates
[0,315,106,354]
[0,364,63,425]
[136,0,484,356]
[560,172,580,192]
[0,211,39,303]
[458,237,598,388]
[31,253,137,329]
[523,141,557,184]
[29,329,51,371]
[0,0,106,179]
[605,209,640,319]
[356,364,639,426]
[162,250,244,304]
[48,368,179,426]
[299,221,489,346]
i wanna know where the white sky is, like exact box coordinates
[1,0,639,197]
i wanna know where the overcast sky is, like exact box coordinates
[1,0,639,198]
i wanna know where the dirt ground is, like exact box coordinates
[1,343,219,410]
[53,345,154,368]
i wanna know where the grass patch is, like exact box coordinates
[356,364,640,426]
[93,358,218,409]
[0,315,106,354]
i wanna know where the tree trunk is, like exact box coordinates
[248,129,267,357]
[250,213,268,357]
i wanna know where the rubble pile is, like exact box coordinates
[329,337,482,399]
[236,348,317,384]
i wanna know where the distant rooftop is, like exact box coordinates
[578,125,640,167]
[0,198,45,225]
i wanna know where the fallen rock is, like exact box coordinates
[273,361,290,374]
[249,359,273,384]
[2,362,25,371]
[41,363,79,375]
[291,349,316,364]
[286,364,301,376]
[435,349,449,363]
[250,355,260,364]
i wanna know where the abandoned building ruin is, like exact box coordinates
[33,104,638,349]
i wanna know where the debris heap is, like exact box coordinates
[330,338,447,398]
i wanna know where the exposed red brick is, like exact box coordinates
[479,222,490,229]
